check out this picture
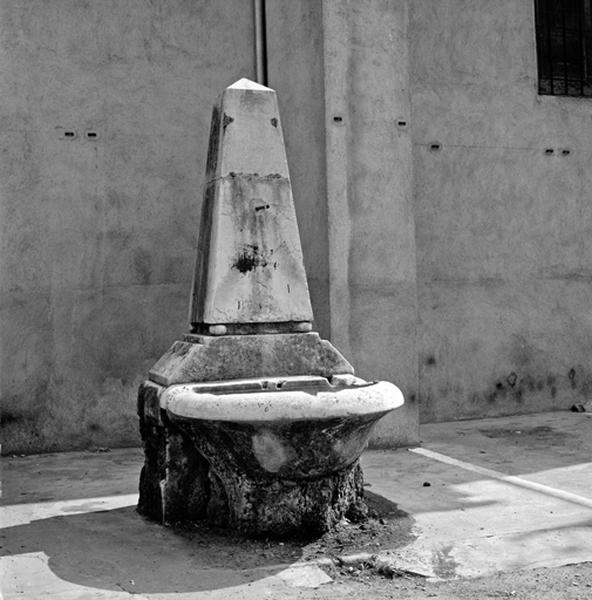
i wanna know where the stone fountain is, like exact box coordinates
[137,78,404,537]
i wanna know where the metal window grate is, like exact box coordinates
[535,0,592,97]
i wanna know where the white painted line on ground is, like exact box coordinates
[0,494,139,528]
[411,447,592,509]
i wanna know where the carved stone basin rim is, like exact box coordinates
[161,375,404,423]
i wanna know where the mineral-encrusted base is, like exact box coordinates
[137,382,368,537]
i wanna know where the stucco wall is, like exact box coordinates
[0,0,255,453]
[6,0,583,454]
[411,0,592,421]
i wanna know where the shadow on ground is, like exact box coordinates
[0,492,415,594]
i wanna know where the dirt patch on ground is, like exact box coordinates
[167,490,415,571]
[302,561,592,600]
[477,425,569,446]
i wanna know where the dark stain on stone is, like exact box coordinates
[225,172,286,182]
[205,105,220,176]
[536,380,544,391]
[88,423,102,432]
[569,368,576,380]
[551,386,557,398]
[242,89,267,107]
[233,245,268,274]
[494,381,508,398]
[425,356,436,366]
[582,380,592,395]
[173,343,190,357]
[431,544,459,580]
[133,249,152,284]
[106,189,125,209]
[106,228,131,243]
[222,113,234,130]
[546,375,556,386]
[409,394,416,403]
[507,372,517,387]
[1,411,20,424]
[271,117,278,128]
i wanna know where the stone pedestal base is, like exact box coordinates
[137,382,368,537]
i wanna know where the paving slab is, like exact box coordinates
[361,411,592,578]
[1,411,592,598]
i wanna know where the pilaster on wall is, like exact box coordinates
[321,2,353,359]
[267,0,419,446]
[265,0,331,339]
[321,0,419,446]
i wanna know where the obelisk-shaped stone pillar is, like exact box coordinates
[190,78,313,335]
[136,79,403,537]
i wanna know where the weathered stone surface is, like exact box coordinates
[162,376,404,426]
[166,412,383,481]
[137,78,405,538]
[137,380,164,427]
[137,382,210,525]
[189,78,313,327]
[148,332,353,387]
[138,406,367,536]
[207,459,366,537]
[137,377,377,535]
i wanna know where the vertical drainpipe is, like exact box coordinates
[254,0,268,86]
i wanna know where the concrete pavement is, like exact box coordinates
[2,411,592,598]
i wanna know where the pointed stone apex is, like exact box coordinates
[227,78,274,92]
[190,78,313,329]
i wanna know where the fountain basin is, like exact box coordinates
[137,78,409,536]
[162,374,403,480]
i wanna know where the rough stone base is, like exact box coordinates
[210,459,367,537]
[137,381,368,537]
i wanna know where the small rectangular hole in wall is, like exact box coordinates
[64,131,75,138]
[86,131,98,139]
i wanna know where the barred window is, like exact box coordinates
[535,0,592,97]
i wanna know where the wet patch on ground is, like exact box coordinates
[477,425,569,446]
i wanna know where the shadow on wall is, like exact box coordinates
[1,376,142,455]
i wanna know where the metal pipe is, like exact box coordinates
[254,0,268,85]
